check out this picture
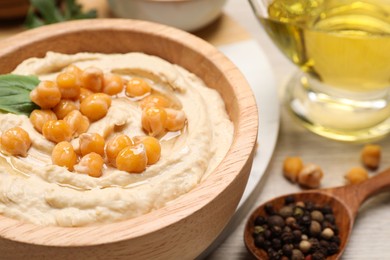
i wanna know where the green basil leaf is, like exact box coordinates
[25,0,97,29]
[30,0,64,24]
[0,74,40,116]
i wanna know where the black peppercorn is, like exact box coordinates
[271,226,283,237]
[255,215,267,226]
[285,195,295,205]
[320,205,333,214]
[281,231,294,244]
[331,236,341,245]
[324,213,335,223]
[327,242,339,255]
[312,251,326,260]
[305,201,314,211]
[265,203,275,215]
[292,230,302,242]
[254,234,266,248]
[300,214,311,226]
[282,243,293,256]
[250,201,340,259]
[272,238,282,250]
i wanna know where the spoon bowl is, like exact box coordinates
[244,167,390,259]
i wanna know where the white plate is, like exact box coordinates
[199,39,280,258]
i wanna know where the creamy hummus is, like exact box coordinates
[0,52,233,227]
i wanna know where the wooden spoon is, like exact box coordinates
[244,167,390,259]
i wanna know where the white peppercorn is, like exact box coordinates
[321,227,334,239]
[299,240,312,253]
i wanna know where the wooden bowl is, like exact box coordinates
[0,0,29,19]
[0,19,258,259]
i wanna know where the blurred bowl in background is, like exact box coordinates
[107,0,227,31]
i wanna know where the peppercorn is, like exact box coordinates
[310,210,324,222]
[255,215,266,226]
[305,201,315,211]
[254,234,266,248]
[321,228,334,240]
[285,195,295,205]
[250,201,340,259]
[253,225,265,236]
[320,205,333,214]
[272,226,283,236]
[279,206,294,218]
[281,231,294,244]
[272,238,282,250]
[268,215,285,228]
[312,251,325,260]
[324,213,335,223]
[293,207,304,218]
[292,230,302,242]
[265,203,275,215]
[309,221,322,236]
[299,240,311,253]
[283,226,292,233]
[331,236,341,245]
[291,249,304,260]
[286,216,296,226]
[282,244,293,256]
[300,215,311,226]
[327,242,339,255]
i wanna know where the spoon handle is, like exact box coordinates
[340,167,390,216]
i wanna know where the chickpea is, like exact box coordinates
[345,167,369,184]
[79,133,105,157]
[103,73,124,95]
[51,141,78,171]
[81,67,104,92]
[361,144,381,170]
[0,127,31,157]
[116,144,147,173]
[134,136,161,165]
[80,93,111,121]
[63,110,90,137]
[297,163,323,189]
[283,156,303,183]
[164,108,186,132]
[125,77,152,97]
[75,152,104,178]
[64,64,83,76]
[105,134,134,166]
[79,87,93,102]
[139,94,171,109]
[42,120,72,143]
[29,109,57,133]
[141,106,167,137]
[52,99,78,119]
[56,72,81,99]
[29,80,61,109]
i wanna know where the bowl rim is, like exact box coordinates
[0,19,258,247]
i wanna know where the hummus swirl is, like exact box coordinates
[0,52,233,226]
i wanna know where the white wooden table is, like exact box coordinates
[208,1,390,259]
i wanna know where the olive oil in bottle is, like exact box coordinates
[257,0,390,92]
